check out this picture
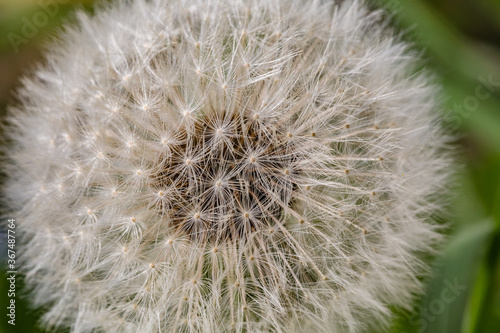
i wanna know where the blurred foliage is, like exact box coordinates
[1,0,500,332]
[375,1,500,333]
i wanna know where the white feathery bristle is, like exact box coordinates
[3,0,453,332]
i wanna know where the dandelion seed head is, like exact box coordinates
[3,0,453,332]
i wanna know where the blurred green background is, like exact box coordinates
[1,0,500,332]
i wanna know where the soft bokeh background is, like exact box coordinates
[1,0,499,332]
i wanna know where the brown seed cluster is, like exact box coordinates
[151,109,299,241]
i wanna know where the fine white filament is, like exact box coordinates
[3,0,452,332]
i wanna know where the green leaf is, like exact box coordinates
[462,261,489,333]
[419,219,496,333]
[468,223,500,333]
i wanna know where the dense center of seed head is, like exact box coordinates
[151,111,298,242]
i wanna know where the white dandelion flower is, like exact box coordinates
[3,0,453,332]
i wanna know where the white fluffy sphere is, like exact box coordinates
[3,0,452,332]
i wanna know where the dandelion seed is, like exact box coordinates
[2,0,453,332]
